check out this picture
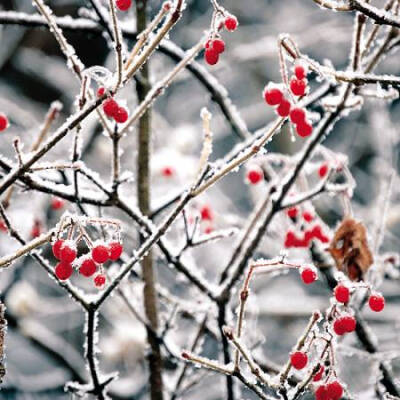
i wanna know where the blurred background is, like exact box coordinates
[0,0,400,399]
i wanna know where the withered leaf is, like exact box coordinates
[327,217,373,281]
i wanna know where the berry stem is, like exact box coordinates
[279,311,320,389]
[107,0,123,91]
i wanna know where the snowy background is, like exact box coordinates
[0,0,400,399]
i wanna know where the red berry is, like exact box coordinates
[318,163,329,178]
[315,385,329,400]
[200,205,213,221]
[212,39,225,54]
[246,166,264,185]
[304,229,313,244]
[163,1,172,11]
[295,237,309,248]
[52,239,64,260]
[284,231,297,248]
[205,48,219,65]
[334,284,350,303]
[60,244,77,263]
[31,220,41,238]
[116,0,132,11]
[204,225,213,234]
[290,77,307,96]
[114,107,129,123]
[55,262,73,280]
[296,121,313,137]
[103,98,119,117]
[51,197,64,210]
[294,64,307,80]
[94,273,106,288]
[0,113,9,131]
[310,225,329,243]
[162,166,174,177]
[301,267,317,284]
[342,315,356,333]
[290,351,308,370]
[264,87,283,106]
[287,207,298,219]
[92,245,110,264]
[368,293,385,312]
[313,365,324,382]
[109,242,123,260]
[333,318,346,336]
[289,108,306,125]
[97,87,105,97]
[302,211,313,223]
[224,15,238,31]
[276,99,291,117]
[326,381,343,400]
[0,220,7,233]
[79,258,97,277]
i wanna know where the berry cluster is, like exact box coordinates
[116,0,132,11]
[288,326,345,400]
[52,239,123,288]
[331,283,385,338]
[0,113,9,132]
[263,63,313,138]
[284,206,329,249]
[50,217,123,289]
[333,314,356,336]
[315,381,343,400]
[204,15,238,66]
[98,88,129,124]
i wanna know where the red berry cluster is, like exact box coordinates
[331,283,385,337]
[116,0,132,11]
[331,282,356,336]
[204,15,238,66]
[333,314,356,336]
[52,239,123,288]
[246,165,264,185]
[0,113,9,132]
[284,207,329,249]
[99,88,129,124]
[315,381,343,400]
[288,324,346,400]
[263,63,313,138]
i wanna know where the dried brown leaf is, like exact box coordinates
[327,217,373,281]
